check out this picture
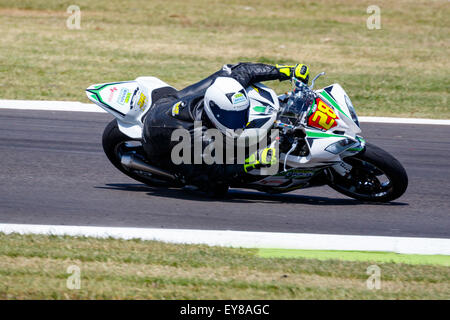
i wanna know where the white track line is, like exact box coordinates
[0,223,449,255]
[0,100,106,113]
[1,99,449,125]
[358,116,450,125]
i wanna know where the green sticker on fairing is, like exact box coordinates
[305,130,346,138]
[253,106,267,113]
[307,100,316,116]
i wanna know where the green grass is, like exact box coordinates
[0,233,449,299]
[258,249,450,266]
[0,0,449,118]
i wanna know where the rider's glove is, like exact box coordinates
[276,63,310,84]
[244,147,277,173]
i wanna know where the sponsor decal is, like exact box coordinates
[258,178,287,186]
[307,98,338,131]
[107,87,118,102]
[116,88,130,105]
[124,92,131,104]
[137,92,147,111]
[281,169,314,179]
[232,92,247,105]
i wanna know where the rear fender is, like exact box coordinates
[86,77,174,139]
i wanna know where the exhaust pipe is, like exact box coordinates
[121,154,176,181]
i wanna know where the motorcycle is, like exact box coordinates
[86,72,408,202]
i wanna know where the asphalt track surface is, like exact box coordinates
[1,109,449,238]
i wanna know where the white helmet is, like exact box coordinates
[204,77,250,136]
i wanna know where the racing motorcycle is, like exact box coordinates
[86,72,408,202]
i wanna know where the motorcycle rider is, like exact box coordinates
[142,62,310,193]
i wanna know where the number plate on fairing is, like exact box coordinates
[307,98,338,131]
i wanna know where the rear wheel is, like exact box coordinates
[327,143,408,202]
[102,120,173,187]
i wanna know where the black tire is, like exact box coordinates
[328,143,408,202]
[102,120,173,187]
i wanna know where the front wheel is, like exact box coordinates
[327,143,408,202]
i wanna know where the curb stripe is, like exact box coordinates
[358,116,450,125]
[0,223,449,255]
[0,100,106,113]
[1,99,449,125]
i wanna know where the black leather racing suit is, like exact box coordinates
[142,62,290,188]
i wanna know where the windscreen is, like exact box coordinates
[279,79,315,126]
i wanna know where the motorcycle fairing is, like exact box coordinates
[86,81,136,117]
[280,84,365,169]
[316,84,361,135]
[86,77,174,139]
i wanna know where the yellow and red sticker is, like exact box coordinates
[307,98,338,131]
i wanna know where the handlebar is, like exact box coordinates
[309,71,326,89]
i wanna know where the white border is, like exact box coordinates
[1,100,450,125]
[358,116,450,125]
[0,100,106,113]
[0,223,449,255]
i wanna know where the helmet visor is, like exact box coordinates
[209,101,249,130]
